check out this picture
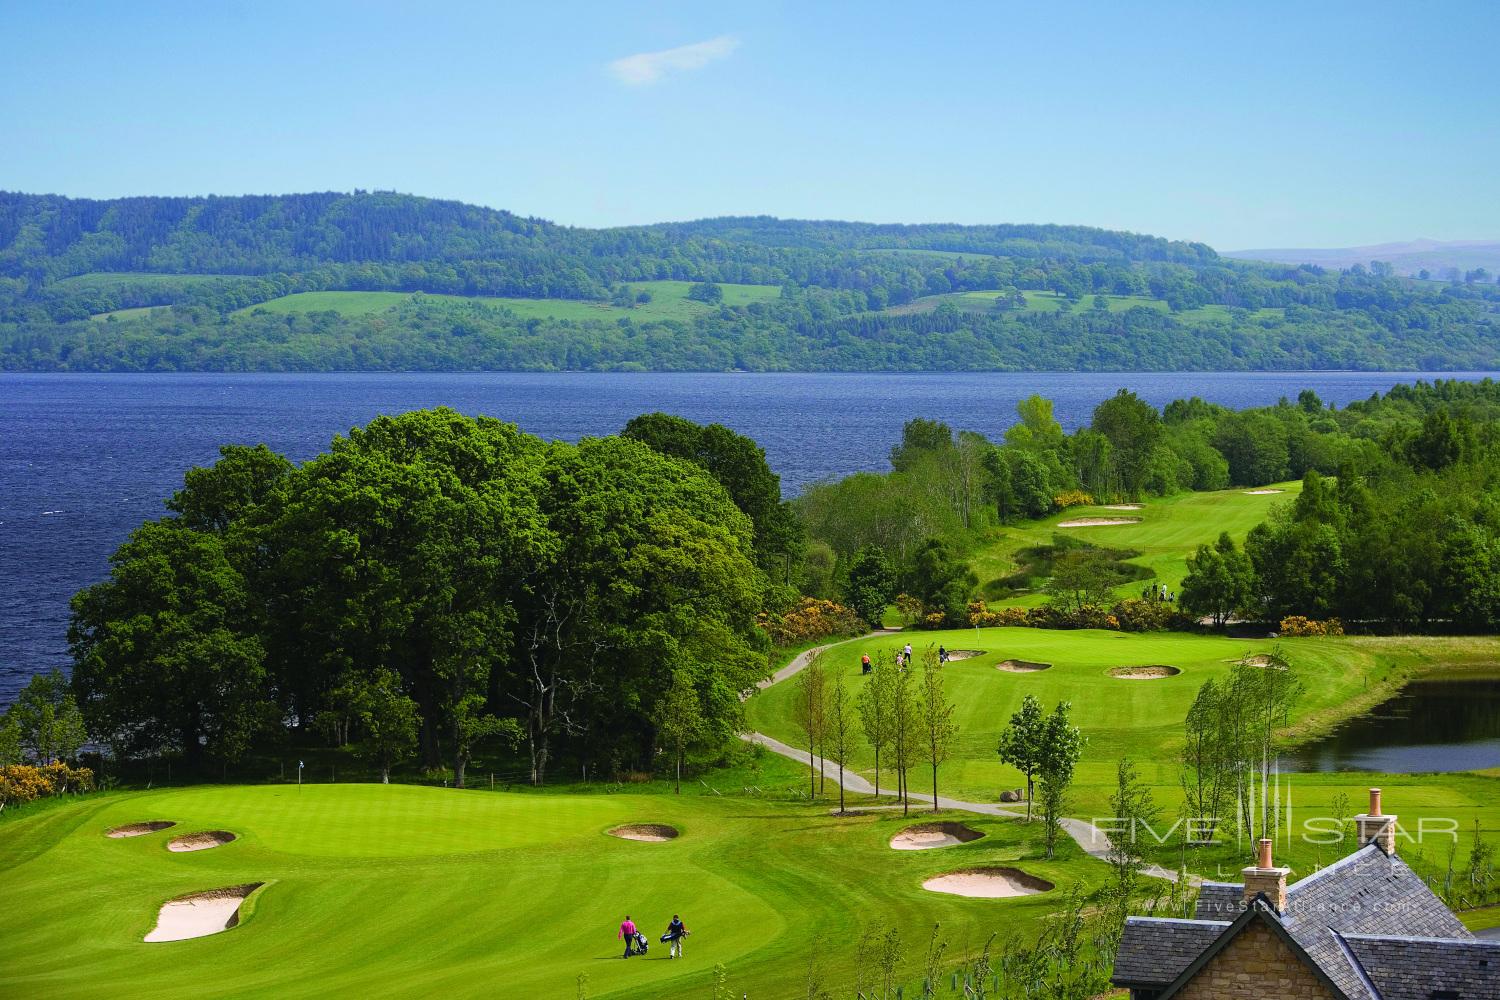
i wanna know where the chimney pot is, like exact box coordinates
[1258,838,1273,869]
[1369,787,1382,816]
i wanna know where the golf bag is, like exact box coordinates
[634,932,649,955]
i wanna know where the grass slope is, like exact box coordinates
[970,482,1304,605]
[0,778,1103,999]
[230,280,780,323]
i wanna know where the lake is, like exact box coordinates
[2,370,1497,707]
[1282,677,1500,774]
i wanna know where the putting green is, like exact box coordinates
[0,782,1102,998]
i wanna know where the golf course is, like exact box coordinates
[0,775,1104,999]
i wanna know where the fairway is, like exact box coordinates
[970,481,1304,605]
[0,782,1103,999]
[229,280,781,322]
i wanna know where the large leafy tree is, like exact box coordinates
[70,520,268,765]
[511,435,765,784]
[255,409,549,783]
[843,545,898,627]
[622,412,804,583]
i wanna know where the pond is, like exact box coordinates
[1282,677,1500,773]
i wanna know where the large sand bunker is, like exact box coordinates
[1109,665,1181,680]
[1238,653,1289,670]
[891,822,986,851]
[943,649,983,662]
[1057,517,1141,528]
[107,822,175,838]
[996,659,1051,673]
[168,830,237,853]
[144,883,263,942]
[607,823,679,842]
[922,867,1054,898]
[1100,503,1144,510]
[1243,489,1285,495]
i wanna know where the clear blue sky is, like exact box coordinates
[2,1,1494,249]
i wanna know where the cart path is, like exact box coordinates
[744,634,1193,884]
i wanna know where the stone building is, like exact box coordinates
[1112,789,1499,999]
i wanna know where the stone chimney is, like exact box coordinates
[1354,787,1397,855]
[1242,837,1290,913]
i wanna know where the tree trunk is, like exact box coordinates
[931,763,939,814]
[454,750,468,789]
[808,747,816,798]
[873,746,881,797]
[675,750,681,794]
[838,762,845,814]
[381,765,390,784]
[1026,772,1034,821]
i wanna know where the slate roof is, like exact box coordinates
[1113,917,1228,987]
[1281,844,1474,999]
[1341,933,1500,1000]
[1193,881,1245,921]
[1113,843,1494,999]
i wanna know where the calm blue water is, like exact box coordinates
[2,370,1496,707]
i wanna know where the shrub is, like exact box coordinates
[921,612,949,630]
[1053,490,1096,509]
[1111,598,1196,632]
[1278,616,1345,637]
[756,598,864,645]
[0,761,95,805]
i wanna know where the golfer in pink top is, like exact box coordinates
[618,915,638,958]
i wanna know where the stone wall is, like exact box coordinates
[1174,922,1336,999]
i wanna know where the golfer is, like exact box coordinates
[618,915,638,958]
[664,913,689,959]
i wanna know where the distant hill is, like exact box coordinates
[2,191,1499,373]
[1225,239,1500,279]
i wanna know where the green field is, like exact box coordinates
[230,280,781,322]
[0,777,1103,999]
[969,482,1304,606]
[892,289,1284,324]
[745,628,1500,880]
[89,305,170,322]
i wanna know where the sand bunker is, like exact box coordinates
[168,830,237,853]
[1100,503,1144,510]
[1243,489,1285,495]
[996,659,1051,673]
[144,883,263,943]
[607,824,679,842]
[1057,517,1141,528]
[922,867,1054,898]
[107,822,176,838]
[944,649,983,662]
[1239,654,1288,670]
[891,822,986,851]
[1109,665,1181,680]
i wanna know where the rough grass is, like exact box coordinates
[0,779,1102,999]
[970,482,1305,606]
[230,280,780,322]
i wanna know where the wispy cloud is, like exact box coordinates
[608,35,739,86]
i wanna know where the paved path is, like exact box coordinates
[744,633,1191,883]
